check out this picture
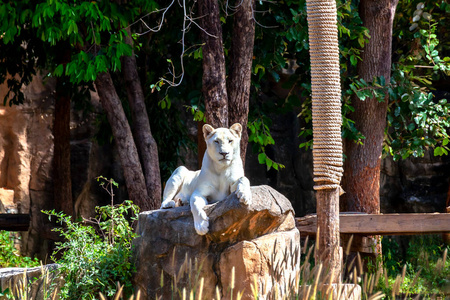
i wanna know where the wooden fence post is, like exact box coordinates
[306,0,343,282]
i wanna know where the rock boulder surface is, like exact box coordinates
[132,185,300,300]
[0,264,61,300]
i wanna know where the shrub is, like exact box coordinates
[43,177,139,300]
[379,235,450,298]
[0,231,39,268]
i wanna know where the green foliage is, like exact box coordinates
[185,104,206,123]
[2,0,449,173]
[43,177,139,299]
[336,0,370,71]
[381,0,450,160]
[405,236,450,294]
[381,237,403,277]
[386,70,450,160]
[0,231,40,268]
[394,1,450,84]
[250,0,371,154]
[248,117,285,171]
[0,0,158,104]
[347,71,450,160]
[249,0,450,162]
[380,236,450,297]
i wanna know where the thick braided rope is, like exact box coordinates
[306,0,343,191]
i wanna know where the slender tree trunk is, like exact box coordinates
[53,79,73,216]
[198,0,228,129]
[95,71,152,211]
[122,28,161,209]
[227,0,255,165]
[342,0,399,214]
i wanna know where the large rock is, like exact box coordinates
[0,264,61,300]
[132,185,300,300]
[381,152,450,213]
[0,73,124,259]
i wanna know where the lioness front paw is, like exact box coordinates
[237,187,252,206]
[192,208,210,235]
[194,218,209,235]
[160,199,175,209]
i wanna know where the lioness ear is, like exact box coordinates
[230,123,242,138]
[202,124,215,140]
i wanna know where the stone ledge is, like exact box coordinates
[133,185,301,300]
[0,264,61,300]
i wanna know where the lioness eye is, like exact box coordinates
[229,140,233,144]
[214,140,219,144]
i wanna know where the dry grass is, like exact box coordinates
[4,237,449,300]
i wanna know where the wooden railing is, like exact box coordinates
[296,212,450,253]
[0,214,30,231]
[296,212,450,236]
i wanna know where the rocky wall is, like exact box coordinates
[0,74,123,259]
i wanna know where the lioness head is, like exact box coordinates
[203,123,242,166]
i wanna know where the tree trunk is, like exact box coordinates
[341,0,399,214]
[95,71,152,211]
[53,79,73,216]
[198,0,228,129]
[227,0,255,165]
[122,28,161,209]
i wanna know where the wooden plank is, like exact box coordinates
[296,213,450,236]
[0,214,30,231]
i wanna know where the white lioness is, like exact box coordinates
[160,123,252,235]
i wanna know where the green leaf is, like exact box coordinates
[357,35,365,48]
[257,135,264,145]
[67,20,78,35]
[254,64,265,75]
[53,64,64,77]
[350,55,357,66]
[434,147,444,156]
[258,153,266,164]
[266,158,273,170]
[193,48,202,60]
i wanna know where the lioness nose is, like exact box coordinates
[220,152,229,157]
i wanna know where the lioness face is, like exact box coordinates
[203,124,242,166]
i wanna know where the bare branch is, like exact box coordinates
[160,0,188,87]
[159,0,223,88]
[186,15,218,38]
[128,0,176,35]
[224,0,244,16]
[252,4,278,29]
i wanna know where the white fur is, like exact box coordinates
[160,123,252,235]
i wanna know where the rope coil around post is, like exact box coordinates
[306,0,343,191]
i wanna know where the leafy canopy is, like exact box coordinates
[248,0,450,161]
[0,0,157,105]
